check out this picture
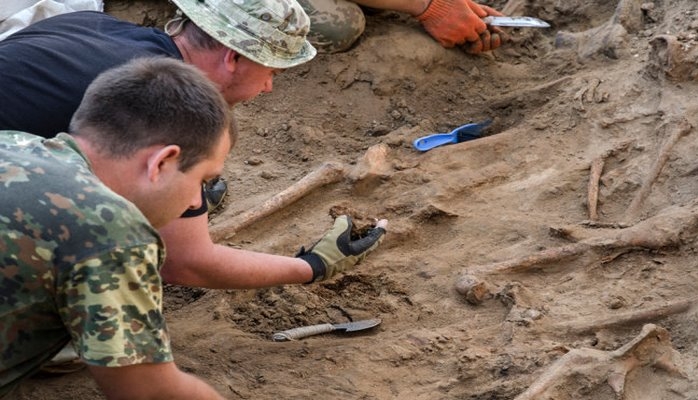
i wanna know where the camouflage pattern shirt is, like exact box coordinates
[0,131,172,394]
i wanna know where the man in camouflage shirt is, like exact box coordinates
[0,0,387,301]
[0,57,233,399]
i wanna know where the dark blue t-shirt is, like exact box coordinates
[0,11,182,138]
[0,11,208,217]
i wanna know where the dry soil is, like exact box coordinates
[15,0,698,398]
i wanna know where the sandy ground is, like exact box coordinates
[15,0,698,398]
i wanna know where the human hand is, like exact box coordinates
[417,0,504,52]
[297,215,387,283]
[463,26,506,54]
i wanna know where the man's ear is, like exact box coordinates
[222,48,240,73]
[146,145,182,182]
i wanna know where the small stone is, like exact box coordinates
[605,295,626,309]
[260,171,275,180]
[245,157,263,166]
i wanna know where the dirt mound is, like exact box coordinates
[17,0,698,398]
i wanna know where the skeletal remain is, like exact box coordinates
[472,117,692,274]
[623,118,692,223]
[500,0,526,16]
[515,324,687,400]
[209,144,391,242]
[469,200,698,275]
[586,141,633,221]
[648,35,698,82]
[587,157,604,221]
[491,76,571,111]
[573,78,609,112]
[455,275,492,305]
[555,0,643,60]
[497,282,545,325]
[555,297,698,333]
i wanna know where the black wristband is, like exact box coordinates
[297,252,326,283]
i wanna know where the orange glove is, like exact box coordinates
[417,0,504,51]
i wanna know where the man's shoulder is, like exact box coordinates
[35,10,122,26]
[0,131,87,172]
[5,10,153,40]
[0,129,39,143]
[0,133,160,253]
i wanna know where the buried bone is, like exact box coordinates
[647,34,698,82]
[455,275,492,305]
[514,324,687,400]
[554,0,644,60]
[209,144,391,242]
[468,196,698,275]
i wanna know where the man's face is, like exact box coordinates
[147,130,231,228]
[220,56,282,104]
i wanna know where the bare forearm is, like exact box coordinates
[162,244,314,288]
[148,370,225,400]
[158,214,313,288]
[90,363,225,400]
[351,0,430,15]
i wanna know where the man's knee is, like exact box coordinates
[297,0,365,53]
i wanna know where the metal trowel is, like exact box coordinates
[484,16,551,28]
[272,318,382,341]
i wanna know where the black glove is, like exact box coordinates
[297,215,387,283]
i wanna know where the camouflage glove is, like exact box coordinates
[297,215,387,283]
[416,0,503,50]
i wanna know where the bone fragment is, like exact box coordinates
[587,157,605,221]
[587,141,632,221]
[623,118,692,223]
[209,144,391,241]
[500,0,525,16]
[455,275,492,305]
[648,35,698,81]
[470,200,698,275]
[555,0,643,60]
[347,143,391,182]
[555,297,698,333]
[515,324,686,400]
[492,76,572,110]
[209,162,346,242]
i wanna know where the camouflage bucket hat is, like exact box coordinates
[170,0,317,69]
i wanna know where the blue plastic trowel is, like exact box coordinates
[413,119,492,152]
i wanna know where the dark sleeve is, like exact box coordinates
[180,188,208,218]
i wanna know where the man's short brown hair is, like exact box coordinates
[70,57,232,171]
